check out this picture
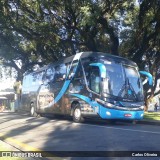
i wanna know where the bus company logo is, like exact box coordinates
[131,104,140,107]
[2,152,12,157]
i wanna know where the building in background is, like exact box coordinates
[0,66,16,112]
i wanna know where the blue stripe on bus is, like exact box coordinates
[89,63,106,78]
[54,56,80,103]
[54,80,71,103]
[69,93,99,107]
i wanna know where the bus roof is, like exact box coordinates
[54,52,137,67]
[26,52,137,75]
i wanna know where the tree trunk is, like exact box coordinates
[144,94,154,112]
[98,17,119,56]
[144,98,150,111]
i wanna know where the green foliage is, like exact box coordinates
[119,0,160,110]
[13,81,22,94]
[144,112,160,121]
[0,0,137,66]
[0,0,160,106]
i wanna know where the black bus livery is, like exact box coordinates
[20,52,152,122]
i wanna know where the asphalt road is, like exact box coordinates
[0,112,160,160]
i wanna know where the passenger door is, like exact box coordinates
[51,64,67,113]
[88,66,101,96]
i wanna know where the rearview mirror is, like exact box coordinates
[139,71,153,86]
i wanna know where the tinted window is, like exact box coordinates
[22,71,44,92]
[124,66,143,100]
[22,74,33,89]
[45,66,55,82]
[55,64,67,81]
[105,62,125,96]
[89,66,100,94]
[74,63,83,79]
[67,60,79,79]
[32,71,44,85]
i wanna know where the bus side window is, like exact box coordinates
[67,60,79,79]
[22,75,29,91]
[55,64,67,82]
[89,66,100,94]
[46,67,55,82]
[29,72,43,91]
[74,64,83,79]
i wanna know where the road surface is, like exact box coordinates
[0,112,160,160]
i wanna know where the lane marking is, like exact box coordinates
[73,123,160,135]
[0,133,62,160]
[0,133,41,152]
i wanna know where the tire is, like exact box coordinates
[73,106,84,123]
[0,106,5,112]
[30,105,38,117]
[108,119,117,124]
[132,120,137,124]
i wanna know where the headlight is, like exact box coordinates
[106,111,111,116]
[139,106,144,110]
[96,98,114,108]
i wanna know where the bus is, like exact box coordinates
[20,52,152,122]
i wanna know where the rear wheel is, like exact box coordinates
[73,106,84,123]
[132,120,137,124]
[0,106,5,112]
[30,105,38,117]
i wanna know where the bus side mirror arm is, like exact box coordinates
[89,63,106,78]
[139,71,153,86]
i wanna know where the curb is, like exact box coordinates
[0,140,41,160]
[0,140,19,151]
[137,119,160,125]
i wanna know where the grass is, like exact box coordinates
[144,111,160,121]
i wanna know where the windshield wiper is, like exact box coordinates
[118,78,137,101]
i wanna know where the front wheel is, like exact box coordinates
[30,105,38,117]
[108,119,117,124]
[73,106,84,123]
[132,120,137,124]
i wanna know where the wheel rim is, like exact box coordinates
[74,108,81,119]
[31,106,34,115]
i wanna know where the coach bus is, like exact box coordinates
[20,52,152,122]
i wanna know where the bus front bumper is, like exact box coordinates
[99,107,144,120]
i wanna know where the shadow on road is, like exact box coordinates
[0,112,160,160]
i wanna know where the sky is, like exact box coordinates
[0,66,16,91]
[0,78,15,91]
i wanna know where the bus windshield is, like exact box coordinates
[104,62,143,102]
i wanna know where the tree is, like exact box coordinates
[0,0,160,111]
[0,0,136,79]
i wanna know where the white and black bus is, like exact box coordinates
[20,52,152,122]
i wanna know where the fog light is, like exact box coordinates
[106,111,111,116]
